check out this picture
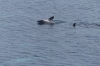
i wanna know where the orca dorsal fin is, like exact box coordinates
[48,16,54,21]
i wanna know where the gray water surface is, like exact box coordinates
[0,0,100,66]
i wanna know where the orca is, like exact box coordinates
[37,16,55,25]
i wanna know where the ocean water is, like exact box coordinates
[0,0,100,66]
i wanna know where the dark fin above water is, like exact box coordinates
[48,16,54,21]
[73,23,76,27]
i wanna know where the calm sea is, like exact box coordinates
[0,0,100,66]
